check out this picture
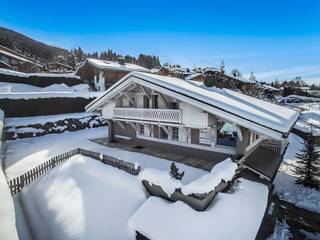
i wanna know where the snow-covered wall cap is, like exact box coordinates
[139,168,182,197]
[181,158,237,195]
[76,58,150,74]
[86,72,300,138]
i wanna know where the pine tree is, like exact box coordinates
[170,163,184,180]
[294,130,320,189]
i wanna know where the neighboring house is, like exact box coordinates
[47,62,73,73]
[75,58,150,91]
[86,72,299,182]
[0,45,43,72]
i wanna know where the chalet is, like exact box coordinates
[86,72,299,182]
[75,58,149,91]
[0,45,43,72]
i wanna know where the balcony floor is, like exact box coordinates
[91,137,234,171]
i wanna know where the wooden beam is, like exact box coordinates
[124,94,135,105]
[158,92,169,108]
[116,121,125,129]
[179,127,189,138]
[127,122,138,131]
[143,124,151,132]
[160,125,169,135]
[140,86,151,100]
[232,124,243,141]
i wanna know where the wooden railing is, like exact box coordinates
[8,148,140,195]
[261,139,282,155]
[113,108,182,124]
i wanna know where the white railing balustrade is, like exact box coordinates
[113,108,182,123]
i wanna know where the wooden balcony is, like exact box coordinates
[113,108,182,124]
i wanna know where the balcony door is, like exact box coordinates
[152,95,158,109]
[143,95,150,108]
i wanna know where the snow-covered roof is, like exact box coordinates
[86,72,299,139]
[76,58,150,73]
[0,47,43,67]
[0,68,80,79]
[185,73,205,81]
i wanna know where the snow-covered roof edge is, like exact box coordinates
[75,58,150,75]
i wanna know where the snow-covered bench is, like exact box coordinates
[139,158,239,211]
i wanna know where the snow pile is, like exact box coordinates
[182,158,237,195]
[139,168,182,197]
[267,219,292,240]
[129,178,268,240]
[5,112,107,140]
[0,109,19,240]
[0,91,101,99]
[20,155,147,240]
[0,68,80,79]
[300,110,320,126]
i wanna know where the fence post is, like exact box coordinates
[20,175,25,190]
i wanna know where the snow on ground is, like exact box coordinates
[266,219,292,240]
[294,109,320,136]
[0,68,80,79]
[273,133,320,213]
[128,178,268,240]
[0,82,90,93]
[5,112,96,127]
[0,91,101,99]
[0,113,19,240]
[5,127,205,183]
[139,168,182,197]
[20,155,147,240]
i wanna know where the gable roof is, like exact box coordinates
[0,45,43,67]
[75,58,150,74]
[86,72,299,139]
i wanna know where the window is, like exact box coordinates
[139,124,144,135]
[172,127,179,140]
[152,95,159,109]
[216,120,237,147]
[169,102,179,109]
[143,95,150,108]
[160,127,168,139]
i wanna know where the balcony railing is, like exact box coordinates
[113,108,182,124]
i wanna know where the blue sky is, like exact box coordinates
[1,0,320,83]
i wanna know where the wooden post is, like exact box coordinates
[107,120,115,142]
[236,127,250,159]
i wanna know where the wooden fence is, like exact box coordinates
[8,148,140,195]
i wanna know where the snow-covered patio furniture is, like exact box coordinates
[139,158,239,211]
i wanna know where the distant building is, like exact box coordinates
[48,62,73,73]
[185,73,206,82]
[75,58,150,91]
[0,45,43,72]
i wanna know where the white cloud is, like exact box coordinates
[244,65,320,84]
